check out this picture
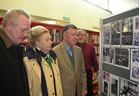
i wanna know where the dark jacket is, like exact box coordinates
[0,28,30,96]
[76,42,98,71]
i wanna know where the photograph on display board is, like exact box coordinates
[120,78,139,96]
[133,32,139,47]
[132,50,139,63]
[131,66,139,81]
[133,16,139,47]
[135,17,139,29]
[114,48,130,69]
[133,15,139,32]
[103,47,114,64]
[130,49,139,82]
[121,17,133,46]
[103,23,111,46]
[110,74,119,96]
[111,20,121,46]
[102,71,110,96]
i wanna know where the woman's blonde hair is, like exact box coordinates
[28,26,49,47]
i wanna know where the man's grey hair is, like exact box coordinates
[2,8,31,27]
[78,29,88,37]
[78,29,89,42]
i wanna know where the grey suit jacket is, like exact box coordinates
[53,42,87,96]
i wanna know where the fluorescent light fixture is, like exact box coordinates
[84,0,109,11]
[41,21,56,24]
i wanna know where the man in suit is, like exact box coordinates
[0,8,31,96]
[53,24,87,96]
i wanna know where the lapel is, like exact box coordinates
[73,46,78,74]
[60,43,74,72]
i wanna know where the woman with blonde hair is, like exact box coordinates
[24,26,63,96]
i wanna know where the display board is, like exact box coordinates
[99,7,139,96]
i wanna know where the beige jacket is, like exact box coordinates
[24,54,63,96]
[53,42,87,96]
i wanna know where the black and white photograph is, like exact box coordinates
[111,20,121,46]
[131,66,139,81]
[121,17,133,46]
[136,17,139,29]
[132,50,139,63]
[103,23,111,46]
[103,81,109,95]
[114,48,130,69]
[130,49,139,82]
[133,32,139,47]
[110,74,119,96]
[103,47,114,64]
[103,71,110,81]
[120,78,139,96]
[102,71,110,96]
[133,15,139,32]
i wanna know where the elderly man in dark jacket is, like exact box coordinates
[77,29,99,96]
[0,8,31,96]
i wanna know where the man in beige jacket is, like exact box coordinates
[53,24,87,96]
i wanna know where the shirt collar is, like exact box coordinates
[64,42,73,50]
[64,41,73,56]
[36,47,49,59]
[0,28,13,48]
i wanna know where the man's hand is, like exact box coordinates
[82,90,87,96]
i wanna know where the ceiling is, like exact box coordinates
[0,0,139,25]
[109,0,139,14]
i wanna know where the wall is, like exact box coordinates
[0,0,111,30]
